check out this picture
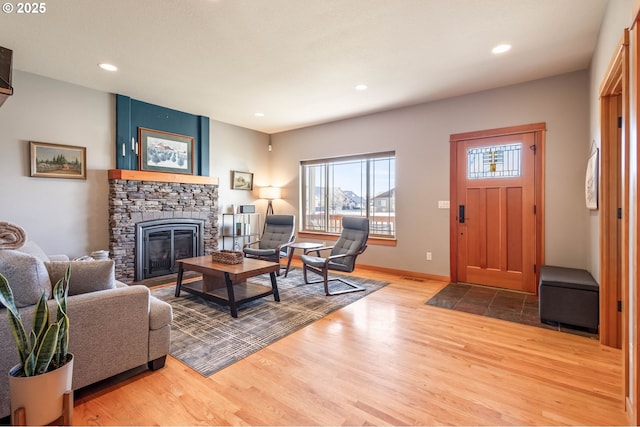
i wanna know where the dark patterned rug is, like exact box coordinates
[151,268,388,377]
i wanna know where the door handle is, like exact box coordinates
[459,205,465,224]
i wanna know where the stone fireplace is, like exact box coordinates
[108,170,219,282]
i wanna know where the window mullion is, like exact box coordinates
[365,159,370,219]
[324,163,330,233]
[301,165,307,230]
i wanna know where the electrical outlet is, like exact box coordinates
[426,252,432,261]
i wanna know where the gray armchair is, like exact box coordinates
[300,216,369,295]
[243,214,295,274]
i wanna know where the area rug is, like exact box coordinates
[151,268,388,377]
[426,282,598,339]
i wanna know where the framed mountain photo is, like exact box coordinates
[139,128,194,175]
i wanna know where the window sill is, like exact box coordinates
[297,232,397,247]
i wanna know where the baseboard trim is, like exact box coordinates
[356,264,450,283]
[626,396,634,425]
[290,255,449,283]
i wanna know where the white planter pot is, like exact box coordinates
[8,354,74,426]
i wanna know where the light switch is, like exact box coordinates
[438,200,450,209]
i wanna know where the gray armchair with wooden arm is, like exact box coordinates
[300,216,369,295]
[243,214,295,274]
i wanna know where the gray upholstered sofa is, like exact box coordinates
[0,240,173,419]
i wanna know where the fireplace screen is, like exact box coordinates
[136,219,204,281]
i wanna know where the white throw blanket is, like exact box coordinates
[0,221,26,250]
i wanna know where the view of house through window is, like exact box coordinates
[300,151,396,238]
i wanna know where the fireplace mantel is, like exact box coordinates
[108,169,219,185]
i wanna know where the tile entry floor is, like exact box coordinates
[426,282,598,339]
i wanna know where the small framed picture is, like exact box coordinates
[30,141,86,179]
[231,170,253,190]
[139,127,194,175]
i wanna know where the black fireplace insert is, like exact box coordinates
[135,218,204,281]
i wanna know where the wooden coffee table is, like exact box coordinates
[174,256,280,318]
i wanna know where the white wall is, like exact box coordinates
[0,70,114,257]
[211,119,270,215]
[273,70,591,277]
[210,119,271,249]
[0,71,269,258]
[587,0,637,411]
[587,0,636,280]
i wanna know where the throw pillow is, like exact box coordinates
[0,250,52,308]
[45,260,116,296]
[16,240,50,262]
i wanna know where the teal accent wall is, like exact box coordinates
[115,94,210,176]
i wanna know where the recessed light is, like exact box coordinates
[98,63,118,72]
[254,112,265,117]
[355,84,368,91]
[492,44,512,54]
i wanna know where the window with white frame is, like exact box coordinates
[300,151,396,238]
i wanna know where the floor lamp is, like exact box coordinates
[259,186,281,217]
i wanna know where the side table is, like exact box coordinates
[284,242,323,277]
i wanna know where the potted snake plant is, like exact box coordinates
[0,266,73,426]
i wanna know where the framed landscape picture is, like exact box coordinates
[231,170,253,190]
[30,141,86,179]
[139,127,194,175]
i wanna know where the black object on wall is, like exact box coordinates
[0,46,13,107]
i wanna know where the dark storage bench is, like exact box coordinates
[539,265,599,331]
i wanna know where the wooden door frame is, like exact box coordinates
[449,123,546,288]
[599,30,628,352]
[603,25,634,422]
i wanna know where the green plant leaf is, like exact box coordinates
[6,310,30,363]
[52,266,70,364]
[53,273,69,318]
[1,273,31,365]
[34,322,59,375]
[0,272,20,317]
[32,293,50,343]
[55,313,69,365]
[28,329,36,348]
[23,349,36,377]
[28,330,37,368]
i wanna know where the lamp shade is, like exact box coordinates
[259,186,281,200]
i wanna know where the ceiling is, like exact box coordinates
[0,0,608,134]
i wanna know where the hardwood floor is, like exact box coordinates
[73,266,628,426]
